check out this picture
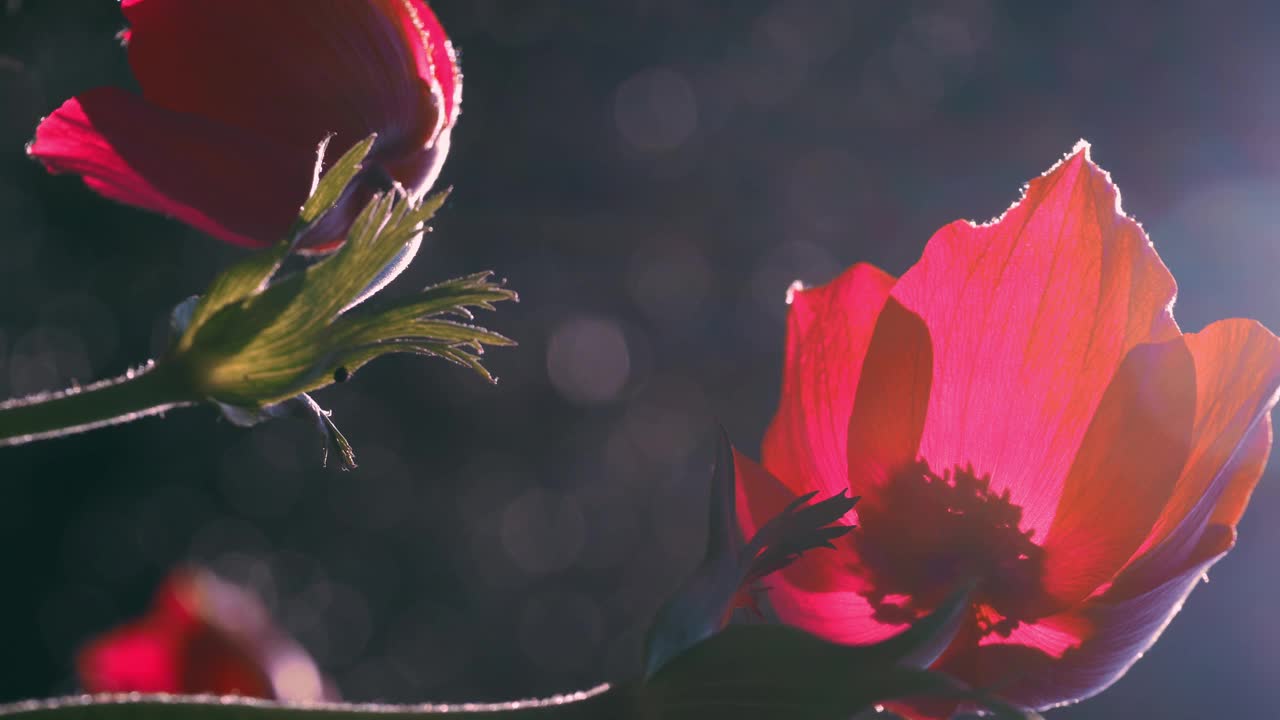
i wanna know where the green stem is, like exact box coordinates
[0,361,200,447]
[0,685,635,719]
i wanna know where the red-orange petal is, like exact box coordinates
[1037,337,1196,611]
[1210,413,1272,529]
[1112,319,1280,597]
[889,144,1179,539]
[760,263,896,502]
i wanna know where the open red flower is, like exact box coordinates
[28,0,460,252]
[77,568,330,701]
[735,143,1280,715]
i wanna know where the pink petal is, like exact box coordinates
[889,143,1179,540]
[761,263,896,502]
[121,0,447,166]
[1112,319,1280,597]
[766,545,907,646]
[29,88,314,248]
[1037,336,1196,611]
[844,297,934,497]
[936,524,1234,711]
[735,451,903,644]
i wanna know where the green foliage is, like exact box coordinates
[167,135,516,410]
[181,135,377,339]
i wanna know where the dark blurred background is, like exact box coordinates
[2,1,1279,717]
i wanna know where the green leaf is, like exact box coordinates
[178,238,294,348]
[133,136,516,464]
[170,172,514,409]
[299,133,377,224]
[176,135,379,346]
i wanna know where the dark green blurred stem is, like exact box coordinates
[0,361,201,448]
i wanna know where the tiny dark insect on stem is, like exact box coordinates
[333,366,351,383]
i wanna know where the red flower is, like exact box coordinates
[28,0,459,252]
[77,568,330,701]
[735,143,1280,714]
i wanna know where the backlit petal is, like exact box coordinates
[890,144,1179,539]
[845,297,933,497]
[1113,319,1280,597]
[1038,337,1195,610]
[760,263,895,501]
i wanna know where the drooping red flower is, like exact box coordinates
[77,568,330,701]
[28,0,460,252]
[735,143,1280,715]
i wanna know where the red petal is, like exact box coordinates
[1037,337,1196,610]
[29,88,313,248]
[844,297,933,496]
[734,448,798,540]
[761,263,896,502]
[1112,319,1280,597]
[889,143,1179,540]
[400,0,461,126]
[121,0,449,166]
[936,525,1233,711]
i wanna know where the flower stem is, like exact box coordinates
[0,361,201,447]
[0,684,632,719]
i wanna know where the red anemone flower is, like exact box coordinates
[734,143,1280,715]
[28,0,460,252]
[77,568,330,701]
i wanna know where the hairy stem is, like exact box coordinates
[0,685,634,720]
[0,361,200,447]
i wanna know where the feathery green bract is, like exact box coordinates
[155,135,515,467]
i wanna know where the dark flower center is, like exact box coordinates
[850,462,1044,637]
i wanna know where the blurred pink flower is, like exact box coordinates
[78,568,330,701]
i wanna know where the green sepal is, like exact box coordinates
[165,138,514,410]
[178,135,377,344]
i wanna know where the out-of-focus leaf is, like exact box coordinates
[642,614,1041,720]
